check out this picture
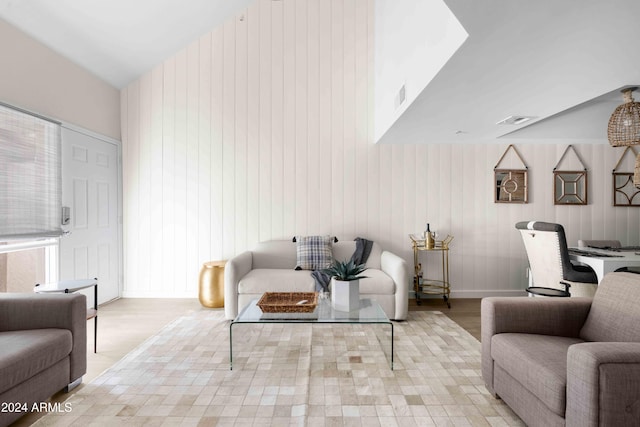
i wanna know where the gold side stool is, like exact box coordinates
[199,261,226,308]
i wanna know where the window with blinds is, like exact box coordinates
[0,103,62,241]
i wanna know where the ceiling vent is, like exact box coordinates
[496,115,536,125]
[395,84,406,109]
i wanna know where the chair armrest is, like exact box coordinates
[566,342,640,427]
[0,293,87,382]
[224,251,253,320]
[481,296,592,395]
[380,250,409,320]
[0,293,87,332]
[482,297,592,336]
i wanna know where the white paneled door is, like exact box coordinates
[60,127,120,304]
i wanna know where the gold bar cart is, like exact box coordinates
[409,234,454,308]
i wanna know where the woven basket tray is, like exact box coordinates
[257,292,318,313]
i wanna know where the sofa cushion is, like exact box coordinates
[580,272,640,342]
[491,333,584,416]
[0,329,72,394]
[238,269,315,294]
[238,268,394,296]
[333,241,382,269]
[252,241,297,269]
[358,269,395,295]
[295,235,334,270]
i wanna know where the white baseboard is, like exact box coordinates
[121,291,197,298]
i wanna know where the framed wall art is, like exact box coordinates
[612,146,640,206]
[494,144,528,203]
[553,145,588,205]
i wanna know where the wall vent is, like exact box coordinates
[395,84,406,109]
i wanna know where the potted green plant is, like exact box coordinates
[323,259,368,312]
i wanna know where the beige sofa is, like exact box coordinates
[0,293,87,426]
[224,240,409,320]
[482,272,640,427]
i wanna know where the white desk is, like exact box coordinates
[569,249,640,283]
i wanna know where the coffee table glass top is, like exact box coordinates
[233,296,390,323]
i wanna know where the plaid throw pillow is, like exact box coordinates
[295,235,334,270]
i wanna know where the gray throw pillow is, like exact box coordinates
[295,235,333,270]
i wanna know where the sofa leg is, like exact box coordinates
[66,377,82,392]
[484,385,501,399]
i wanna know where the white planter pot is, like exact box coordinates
[331,278,360,312]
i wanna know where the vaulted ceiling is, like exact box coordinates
[0,0,253,89]
[1,0,638,144]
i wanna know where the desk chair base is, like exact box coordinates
[615,266,640,274]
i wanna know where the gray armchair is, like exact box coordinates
[482,272,640,427]
[0,293,87,426]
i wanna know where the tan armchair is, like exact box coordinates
[482,272,640,427]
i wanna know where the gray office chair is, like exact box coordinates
[516,221,598,297]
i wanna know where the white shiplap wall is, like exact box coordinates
[120,0,640,298]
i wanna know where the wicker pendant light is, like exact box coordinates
[608,87,640,187]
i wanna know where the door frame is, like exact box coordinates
[49,122,123,301]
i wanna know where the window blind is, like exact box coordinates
[0,103,62,241]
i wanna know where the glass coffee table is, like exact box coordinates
[230,297,394,370]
